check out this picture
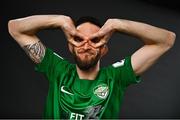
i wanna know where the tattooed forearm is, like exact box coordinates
[23,41,46,64]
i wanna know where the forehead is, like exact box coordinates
[76,22,100,36]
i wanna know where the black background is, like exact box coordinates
[0,0,180,118]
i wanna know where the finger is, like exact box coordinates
[68,39,79,47]
[63,29,76,41]
[73,32,88,44]
[68,28,77,37]
[68,38,86,47]
[88,31,104,40]
[76,32,88,40]
[89,32,112,48]
[103,32,113,41]
[62,23,76,34]
[89,39,107,48]
[62,22,76,38]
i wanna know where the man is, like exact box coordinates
[8,15,176,119]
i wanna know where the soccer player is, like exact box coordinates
[8,15,176,119]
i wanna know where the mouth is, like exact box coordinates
[79,52,93,57]
[75,49,98,58]
[80,52,91,54]
[77,52,95,60]
[78,51,94,55]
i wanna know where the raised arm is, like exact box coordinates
[8,15,85,64]
[89,19,176,75]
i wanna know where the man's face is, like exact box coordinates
[71,22,102,70]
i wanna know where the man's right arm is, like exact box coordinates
[8,15,75,64]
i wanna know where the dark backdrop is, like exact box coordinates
[0,0,180,118]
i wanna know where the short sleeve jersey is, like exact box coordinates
[35,48,141,119]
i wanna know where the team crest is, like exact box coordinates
[93,84,109,99]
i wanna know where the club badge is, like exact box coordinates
[93,84,109,99]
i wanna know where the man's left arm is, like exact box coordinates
[90,19,176,76]
[116,19,176,75]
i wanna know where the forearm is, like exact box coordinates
[7,15,80,64]
[8,15,67,36]
[113,19,176,75]
[114,19,176,47]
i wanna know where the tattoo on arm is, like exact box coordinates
[23,41,46,64]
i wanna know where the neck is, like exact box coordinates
[76,61,100,80]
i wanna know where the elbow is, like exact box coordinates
[162,31,176,51]
[8,20,20,38]
[166,31,176,48]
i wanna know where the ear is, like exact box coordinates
[68,43,73,54]
[100,44,108,58]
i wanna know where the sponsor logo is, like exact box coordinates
[93,84,109,99]
[61,86,74,95]
[84,105,103,119]
[70,112,84,120]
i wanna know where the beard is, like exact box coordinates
[72,48,101,71]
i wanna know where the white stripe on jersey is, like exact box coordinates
[53,52,64,60]
[112,59,125,68]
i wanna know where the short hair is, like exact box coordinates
[75,16,102,28]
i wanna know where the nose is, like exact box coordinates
[82,42,91,50]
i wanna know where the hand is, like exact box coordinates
[60,16,87,47]
[88,19,116,48]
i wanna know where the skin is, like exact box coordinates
[73,23,101,68]
[8,15,176,81]
[89,19,176,75]
[69,22,107,80]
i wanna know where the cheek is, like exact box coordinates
[95,48,100,54]
[71,47,78,57]
[90,48,101,57]
[72,47,78,54]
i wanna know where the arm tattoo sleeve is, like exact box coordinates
[23,41,46,64]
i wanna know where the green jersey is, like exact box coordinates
[35,48,140,119]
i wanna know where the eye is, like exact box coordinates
[74,36,84,42]
[91,37,100,43]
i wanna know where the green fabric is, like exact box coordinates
[35,48,140,119]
